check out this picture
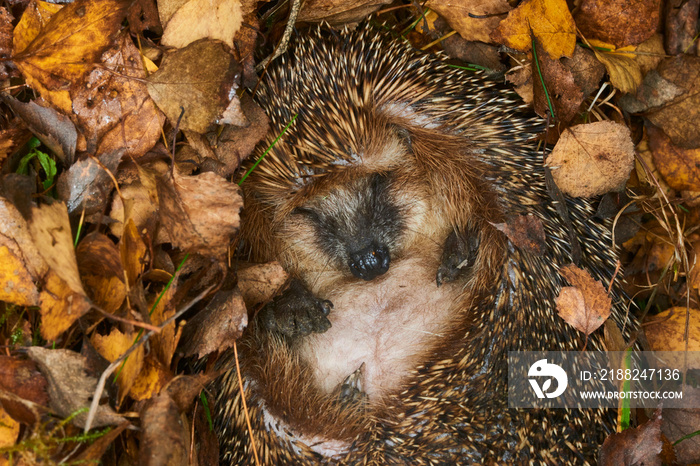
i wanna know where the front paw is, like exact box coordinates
[436,227,480,286]
[259,279,332,338]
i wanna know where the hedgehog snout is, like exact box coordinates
[348,243,390,280]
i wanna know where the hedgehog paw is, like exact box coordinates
[336,363,367,408]
[259,279,332,338]
[436,228,480,286]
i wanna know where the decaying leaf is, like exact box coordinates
[26,347,123,428]
[599,409,663,466]
[237,261,289,308]
[12,1,63,56]
[129,355,172,402]
[427,0,511,44]
[0,406,20,450]
[593,47,643,94]
[13,0,130,114]
[148,276,180,367]
[546,121,635,197]
[645,307,700,360]
[0,245,40,307]
[491,214,546,255]
[662,386,700,464]
[157,170,243,258]
[646,124,700,192]
[91,327,145,404]
[574,0,661,48]
[0,356,49,407]
[296,0,393,24]
[160,0,243,49]
[556,264,612,336]
[120,218,148,287]
[0,197,47,281]
[492,0,576,59]
[76,232,126,314]
[532,38,584,124]
[147,39,244,133]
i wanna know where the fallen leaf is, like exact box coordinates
[180,286,248,358]
[665,0,700,54]
[561,45,606,100]
[647,124,700,192]
[56,149,123,216]
[120,218,148,287]
[13,0,130,114]
[635,33,665,74]
[138,391,188,466]
[0,196,47,280]
[0,356,49,407]
[147,39,243,133]
[296,0,393,24]
[492,0,575,59]
[546,121,635,197]
[0,406,19,450]
[662,386,700,464]
[646,55,700,149]
[645,307,700,359]
[161,0,242,49]
[491,214,546,255]
[76,232,126,314]
[599,409,662,466]
[574,0,661,48]
[0,245,40,306]
[12,0,63,55]
[71,32,165,158]
[148,276,179,367]
[593,47,643,94]
[556,264,612,335]
[618,70,685,114]
[237,261,288,308]
[532,38,584,124]
[129,355,172,401]
[26,347,124,428]
[91,328,145,404]
[156,170,243,258]
[74,421,130,463]
[0,387,47,426]
[427,0,511,44]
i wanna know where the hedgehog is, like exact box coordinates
[213,24,634,464]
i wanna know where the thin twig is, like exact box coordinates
[255,0,301,73]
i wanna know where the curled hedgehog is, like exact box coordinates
[213,25,634,464]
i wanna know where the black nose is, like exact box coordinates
[348,244,390,280]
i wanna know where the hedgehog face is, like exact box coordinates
[291,172,405,280]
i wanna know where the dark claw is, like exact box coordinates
[436,227,480,286]
[336,363,367,408]
[259,279,333,338]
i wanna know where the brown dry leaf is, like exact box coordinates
[39,270,91,341]
[0,8,12,81]
[491,0,575,59]
[645,307,700,359]
[556,264,612,335]
[662,386,700,464]
[635,34,664,75]
[13,0,130,114]
[0,356,49,407]
[76,233,126,314]
[109,178,158,238]
[491,214,546,255]
[562,46,606,100]
[71,32,165,158]
[129,355,172,401]
[238,261,288,308]
[546,121,635,197]
[0,387,47,427]
[427,0,511,44]
[139,391,188,466]
[646,124,700,192]
[296,0,392,24]
[664,0,699,54]
[212,94,270,175]
[149,277,179,367]
[120,218,148,287]
[599,409,663,465]
[532,38,584,124]
[635,137,673,196]
[506,64,533,104]
[646,55,700,149]
[0,245,40,306]
[26,347,124,428]
[181,286,247,358]
[593,47,643,94]
[147,39,244,134]
[161,0,242,49]
[2,95,77,165]
[619,70,685,114]
[0,197,47,280]
[56,149,123,216]
[12,0,63,55]
[91,328,145,404]
[74,421,130,463]
[0,406,20,450]
[574,0,661,48]
[156,170,243,258]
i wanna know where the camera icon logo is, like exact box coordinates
[528,359,568,399]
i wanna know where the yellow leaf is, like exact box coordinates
[645,307,700,369]
[12,1,63,55]
[0,245,40,306]
[0,406,19,449]
[161,0,243,49]
[129,356,171,401]
[39,270,91,341]
[91,328,144,405]
[593,48,642,94]
[492,0,575,59]
[13,0,130,113]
